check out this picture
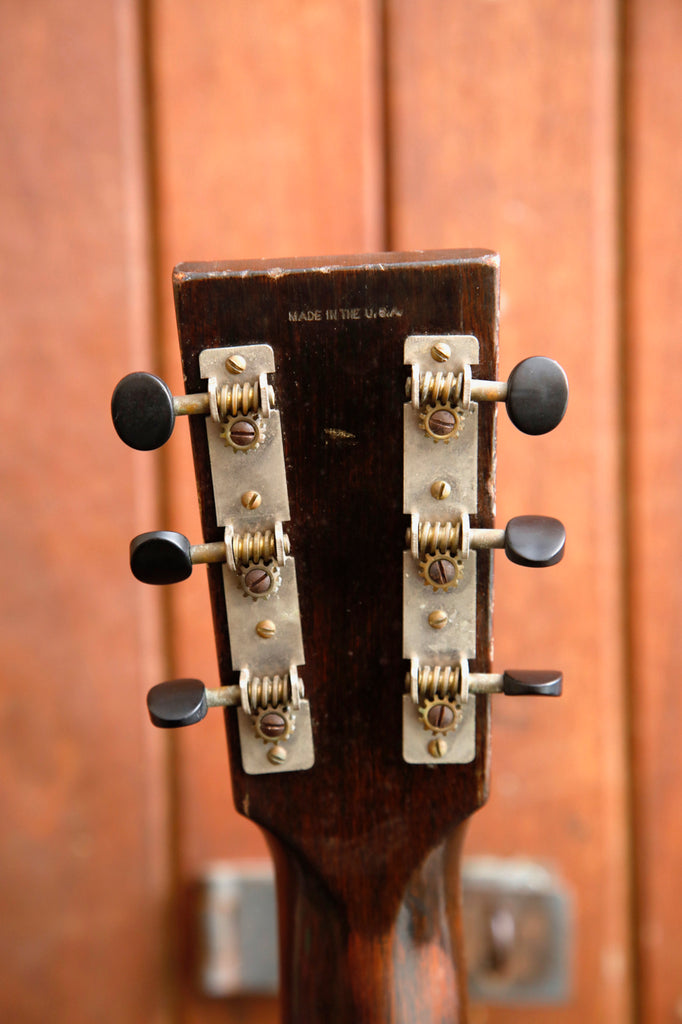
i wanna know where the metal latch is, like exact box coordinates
[198,858,571,1002]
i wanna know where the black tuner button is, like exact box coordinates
[130,530,193,585]
[502,670,563,697]
[506,357,568,435]
[504,515,565,568]
[147,679,208,728]
[111,371,176,450]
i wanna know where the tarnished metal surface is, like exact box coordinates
[402,693,476,764]
[403,335,481,764]
[201,343,307,775]
[222,559,304,676]
[237,699,314,775]
[402,551,476,662]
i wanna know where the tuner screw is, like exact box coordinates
[226,354,246,375]
[260,712,287,738]
[241,490,262,509]
[430,479,451,500]
[420,551,464,592]
[431,341,452,363]
[428,737,448,759]
[426,408,457,436]
[268,744,288,765]
[242,563,276,597]
[428,609,449,630]
[221,415,260,451]
[256,619,276,639]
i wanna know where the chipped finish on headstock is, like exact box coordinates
[173,251,499,1022]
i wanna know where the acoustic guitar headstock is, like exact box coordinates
[112,250,567,1019]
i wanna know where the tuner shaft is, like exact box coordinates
[174,392,210,416]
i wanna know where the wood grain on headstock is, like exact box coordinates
[173,250,498,1023]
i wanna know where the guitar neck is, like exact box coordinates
[269,824,469,1024]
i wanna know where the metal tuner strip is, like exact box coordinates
[402,334,568,764]
[112,345,313,775]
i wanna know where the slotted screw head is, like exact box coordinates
[428,558,457,585]
[428,609,449,630]
[256,619,276,639]
[226,354,246,375]
[431,479,451,500]
[260,711,287,738]
[427,409,456,436]
[229,419,257,447]
[428,737,448,758]
[241,490,262,509]
[268,743,288,765]
[431,342,451,363]
[426,703,456,729]
[243,567,272,594]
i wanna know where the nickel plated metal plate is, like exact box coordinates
[200,345,290,527]
[222,558,305,676]
[403,334,480,764]
[403,334,479,517]
[402,551,476,661]
[402,694,476,765]
[237,699,314,775]
[201,344,307,775]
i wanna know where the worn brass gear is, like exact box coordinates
[419,550,464,592]
[220,413,262,452]
[419,401,464,443]
[239,559,281,600]
[253,705,295,744]
[419,697,463,734]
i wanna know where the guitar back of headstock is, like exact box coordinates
[113,249,566,1023]
[174,249,495,867]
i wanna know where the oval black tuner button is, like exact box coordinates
[504,515,566,568]
[129,530,193,585]
[503,670,563,696]
[147,679,208,728]
[111,371,176,450]
[506,357,568,435]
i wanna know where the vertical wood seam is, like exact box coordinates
[378,0,393,250]
[137,1,182,1022]
[619,0,642,1019]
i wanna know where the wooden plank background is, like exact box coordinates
[0,1,680,1021]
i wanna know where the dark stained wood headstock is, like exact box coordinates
[172,251,499,1023]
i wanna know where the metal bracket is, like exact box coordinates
[200,344,312,774]
[198,858,571,1002]
[403,335,480,764]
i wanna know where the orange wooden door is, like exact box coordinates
[1,2,680,1022]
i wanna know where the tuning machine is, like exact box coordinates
[404,657,562,763]
[112,344,312,775]
[408,512,565,592]
[407,346,568,437]
[403,334,566,765]
[146,667,313,773]
[111,356,275,451]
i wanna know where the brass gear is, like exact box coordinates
[419,697,463,734]
[239,559,281,600]
[253,705,295,744]
[220,413,262,452]
[419,550,464,592]
[419,401,464,443]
